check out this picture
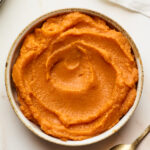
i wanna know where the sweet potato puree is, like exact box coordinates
[12,12,138,140]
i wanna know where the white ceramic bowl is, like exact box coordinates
[5,8,144,146]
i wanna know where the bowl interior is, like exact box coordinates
[5,8,143,146]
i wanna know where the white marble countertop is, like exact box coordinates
[0,0,150,149]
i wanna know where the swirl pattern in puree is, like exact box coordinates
[12,12,138,140]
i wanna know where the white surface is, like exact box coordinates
[0,0,150,150]
[109,0,150,18]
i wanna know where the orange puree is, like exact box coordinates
[12,12,138,140]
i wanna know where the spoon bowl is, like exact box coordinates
[110,144,135,150]
[110,125,150,150]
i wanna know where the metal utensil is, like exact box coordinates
[110,125,150,150]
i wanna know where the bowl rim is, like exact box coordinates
[5,8,144,146]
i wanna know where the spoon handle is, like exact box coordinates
[132,125,150,148]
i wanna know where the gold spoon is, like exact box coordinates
[110,125,150,150]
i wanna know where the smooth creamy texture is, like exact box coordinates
[12,12,138,140]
